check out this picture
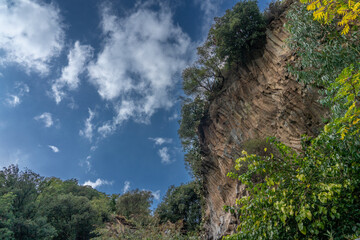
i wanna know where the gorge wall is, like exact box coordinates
[198,14,327,239]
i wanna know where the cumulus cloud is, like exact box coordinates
[88,2,192,136]
[152,190,160,201]
[34,112,54,127]
[48,145,59,153]
[158,147,172,164]
[51,41,93,103]
[123,181,131,193]
[83,178,113,189]
[4,82,30,107]
[79,109,95,141]
[5,95,20,107]
[149,137,172,145]
[0,0,64,74]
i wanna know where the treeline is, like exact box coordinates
[0,165,202,239]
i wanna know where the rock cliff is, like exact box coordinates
[199,14,327,239]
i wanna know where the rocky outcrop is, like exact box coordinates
[199,15,327,239]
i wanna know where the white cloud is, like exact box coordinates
[83,178,113,189]
[152,190,160,201]
[51,41,93,103]
[79,155,92,172]
[98,122,115,138]
[48,145,59,153]
[5,95,20,107]
[34,112,54,127]
[123,181,131,193]
[0,0,64,74]
[4,82,30,107]
[168,112,179,121]
[85,160,91,172]
[88,3,192,134]
[79,108,95,141]
[158,147,172,164]
[149,137,172,145]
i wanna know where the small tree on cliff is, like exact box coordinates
[182,40,225,99]
[210,0,266,65]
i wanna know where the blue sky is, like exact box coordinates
[0,0,270,205]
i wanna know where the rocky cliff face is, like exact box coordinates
[199,15,327,239]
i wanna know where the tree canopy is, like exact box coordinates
[115,189,153,226]
[155,182,202,232]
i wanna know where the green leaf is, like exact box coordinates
[298,222,307,235]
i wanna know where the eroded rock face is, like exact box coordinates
[199,16,327,239]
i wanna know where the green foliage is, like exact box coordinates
[0,192,16,240]
[300,0,360,35]
[178,97,206,179]
[0,165,202,239]
[0,165,57,240]
[115,189,153,226]
[0,165,114,240]
[155,182,202,232]
[182,42,225,99]
[286,3,360,106]
[224,66,360,239]
[39,194,98,240]
[36,177,110,239]
[210,0,266,65]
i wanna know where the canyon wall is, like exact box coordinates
[199,14,327,239]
